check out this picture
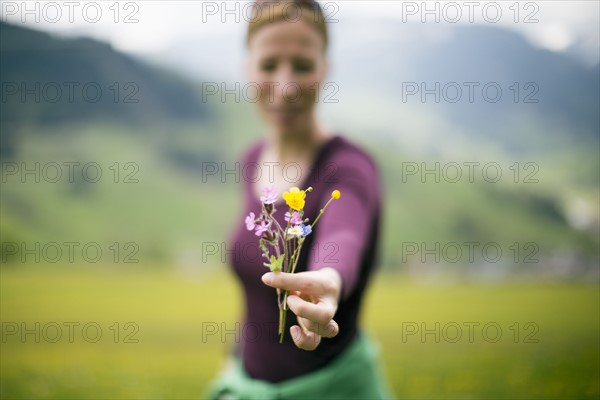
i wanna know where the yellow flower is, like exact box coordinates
[331,190,341,200]
[283,187,306,211]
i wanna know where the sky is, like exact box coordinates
[1,1,599,67]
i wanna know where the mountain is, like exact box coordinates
[321,22,600,156]
[0,22,212,156]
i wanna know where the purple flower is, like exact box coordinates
[245,212,256,231]
[260,185,278,205]
[301,224,312,237]
[254,220,271,237]
[284,211,303,225]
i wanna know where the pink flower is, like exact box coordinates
[245,212,256,231]
[260,185,278,205]
[284,211,303,225]
[254,220,271,237]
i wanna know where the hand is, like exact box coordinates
[261,267,342,350]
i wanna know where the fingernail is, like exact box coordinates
[261,273,272,285]
[291,325,300,339]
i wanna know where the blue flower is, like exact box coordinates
[301,224,312,237]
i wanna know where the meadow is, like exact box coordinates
[1,265,598,399]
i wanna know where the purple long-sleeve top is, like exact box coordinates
[228,134,382,383]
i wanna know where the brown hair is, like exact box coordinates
[247,0,328,49]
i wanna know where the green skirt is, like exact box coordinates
[201,330,395,399]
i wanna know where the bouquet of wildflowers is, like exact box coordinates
[245,186,341,343]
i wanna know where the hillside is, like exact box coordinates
[0,22,597,276]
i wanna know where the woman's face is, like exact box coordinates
[247,18,327,134]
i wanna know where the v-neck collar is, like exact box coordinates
[251,134,341,207]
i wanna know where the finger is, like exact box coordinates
[294,290,313,303]
[297,316,339,338]
[290,324,321,351]
[288,290,313,304]
[261,271,326,294]
[286,294,336,326]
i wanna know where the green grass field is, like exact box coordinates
[1,265,598,399]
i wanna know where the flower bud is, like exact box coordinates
[265,203,274,214]
[262,229,276,242]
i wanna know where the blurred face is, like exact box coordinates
[247,18,327,135]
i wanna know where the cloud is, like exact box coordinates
[1,1,598,65]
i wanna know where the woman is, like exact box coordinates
[203,1,393,398]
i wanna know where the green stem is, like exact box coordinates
[279,306,285,343]
[279,238,305,343]
[310,197,334,230]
